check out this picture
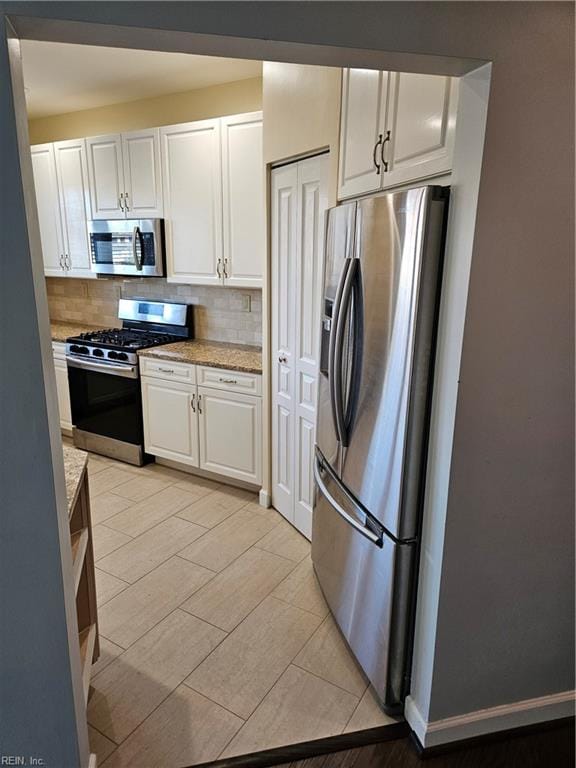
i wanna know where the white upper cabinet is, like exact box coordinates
[31,143,65,276]
[221,112,264,288]
[338,69,389,199]
[53,139,93,277]
[87,129,162,219]
[121,129,163,218]
[338,69,459,199]
[161,119,223,286]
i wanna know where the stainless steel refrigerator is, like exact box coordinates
[311,185,449,713]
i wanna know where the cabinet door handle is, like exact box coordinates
[223,258,229,278]
[197,394,202,414]
[124,192,130,212]
[119,193,125,212]
[372,134,383,175]
[191,393,196,412]
[380,130,391,172]
[59,254,65,270]
[65,254,71,270]
[216,259,222,278]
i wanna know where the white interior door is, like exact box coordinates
[338,68,388,200]
[122,128,163,218]
[384,73,459,188]
[30,143,65,276]
[86,134,125,219]
[271,154,329,539]
[271,163,298,525]
[53,139,93,277]
[161,119,223,285]
[221,112,264,287]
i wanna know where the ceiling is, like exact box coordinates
[21,41,262,119]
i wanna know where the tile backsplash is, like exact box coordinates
[46,277,262,346]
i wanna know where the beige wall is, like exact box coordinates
[28,76,262,143]
[262,62,340,203]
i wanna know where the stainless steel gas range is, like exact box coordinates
[66,299,194,465]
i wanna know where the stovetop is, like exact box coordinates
[70,327,181,351]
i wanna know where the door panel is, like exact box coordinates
[198,386,261,485]
[221,112,264,287]
[122,129,163,218]
[53,139,93,277]
[384,74,458,188]
[161,120,222,285]
[141,377,198,466]
[338,68,388,200]
[86,134,125,219]
[31,144,64,276]
[271,163,298,523]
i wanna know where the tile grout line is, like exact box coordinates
[289,660,368,701]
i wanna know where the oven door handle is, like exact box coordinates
[66,355,138,379]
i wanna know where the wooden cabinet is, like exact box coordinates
[338,69,458,199]
[53,342,72,433]
[162,112,264,287]
[86,128,162,219]
[141,361,262,487]
[141,375,199,467]
[271,154,329,539]
[221,112,264,288]
[198,386,262,485]
[31,141,93,278]
[161,119,223,285]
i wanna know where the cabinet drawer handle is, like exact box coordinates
[219,377,237,384]
[372,134,383,174]
[158,367,175,374]
[380,130,391,172]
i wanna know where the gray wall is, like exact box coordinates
[1,1,573,758]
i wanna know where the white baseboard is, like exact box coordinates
[405,689,575,748]
[259,489,271,508]
[88,752,97,768]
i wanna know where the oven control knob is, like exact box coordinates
[77,346,89,355]
[108,351,118,360]
[70,344,82,354]
[92,348,104,357]
[116,352,128,361]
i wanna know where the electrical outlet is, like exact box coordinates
[241,294,252,312]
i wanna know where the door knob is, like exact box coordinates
[278,354,287,363]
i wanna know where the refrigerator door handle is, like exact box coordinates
[333,258,359,447]
[328,259,350,443]
[314,454,383,547]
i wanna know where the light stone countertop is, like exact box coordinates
[138,339,262,375]
[62,444,88,515]
[51,321,103,343]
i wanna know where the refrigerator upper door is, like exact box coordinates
[316,202,356,471]
[311,451,415,709]
[339,187,446,540]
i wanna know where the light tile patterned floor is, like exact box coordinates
[79,449,395,767]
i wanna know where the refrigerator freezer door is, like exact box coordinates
[339,187,446,540]
[311,454,415,709]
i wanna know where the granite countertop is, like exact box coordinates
[63,444,88,515]
[51,321,102,343]
[138,339,262,374]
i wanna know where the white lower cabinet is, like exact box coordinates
[141,363,262,487]
[53,343,72,433]
[198,386,262,485]
[141,376,199,467]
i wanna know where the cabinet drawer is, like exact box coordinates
[140,356,196,384]
[196,365,261,395]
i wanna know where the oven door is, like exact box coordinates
[67,357,143,445]
[89,218,165,277]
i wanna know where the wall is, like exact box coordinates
[47,277,262,345]
[262,62,340,203]
[28,75,262,143]
[2,2,573,763]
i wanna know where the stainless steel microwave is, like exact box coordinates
[88,219,165,277]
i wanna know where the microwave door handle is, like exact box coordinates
[132,226,143,271]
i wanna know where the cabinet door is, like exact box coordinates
[383,73,459,188]
[161,120,223,285]
[221,112,264,287]
[141,377,199,466]
[122,129,163,218]
[31,144,65,276]
[86,134,125,219]
[53,354,72,432]
[271,163,298,523]
[338,68,389,200]
[53,139,93,277]
[198,386,261,485]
